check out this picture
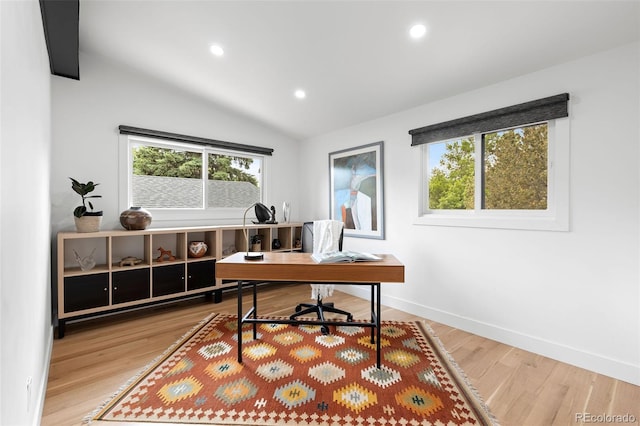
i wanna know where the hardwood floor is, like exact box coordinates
[42,284,639,426]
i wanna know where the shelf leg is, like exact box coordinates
[57,320,66,339]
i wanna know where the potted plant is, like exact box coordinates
[70,177,103,233]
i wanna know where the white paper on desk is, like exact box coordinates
[311,250,381,264]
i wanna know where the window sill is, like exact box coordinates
[414,212,569,232]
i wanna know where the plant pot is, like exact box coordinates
[74,213,103,233]
[251,243,261,252]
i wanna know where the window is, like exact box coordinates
[131,142,205,209]
[118,126,271,223]
[410,94,570,231]
[427,123,548,211]
[482,124,548,210]
[427,137,475,210]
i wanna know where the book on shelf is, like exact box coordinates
[311,250,382,264]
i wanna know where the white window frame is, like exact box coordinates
[118,134,268,225]
[416,118,569,231]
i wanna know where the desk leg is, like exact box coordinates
[237,280,243,364]
[252,282,258,339]
[370,285,375,344]
[376,282,381,369]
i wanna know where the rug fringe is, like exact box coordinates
[421,321,501,426]
[82,312,220,425]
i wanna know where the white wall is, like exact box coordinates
[299,43,640,385]
[51,52,301,233]
[0,1,53,424]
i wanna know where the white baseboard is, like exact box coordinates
[343,286,640,386]
[32,326,54,426]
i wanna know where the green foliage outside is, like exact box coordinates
[132,146,259,186]
[429,138,475,209]
[208,154,258,186]
[429,123,547,210]
[484,124,547,209]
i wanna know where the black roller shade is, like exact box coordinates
[409,93,569,146]
[119,125,274,156]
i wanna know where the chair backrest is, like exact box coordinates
[301,221,343,253]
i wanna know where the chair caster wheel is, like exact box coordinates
[295,306,302,313]
[321,326,330,335]
[347,315,353,322]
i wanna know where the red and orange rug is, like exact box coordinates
[87,313,498,425]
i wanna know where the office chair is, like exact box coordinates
[290,221,353,334]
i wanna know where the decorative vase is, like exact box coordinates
[74,214,102,233]
[282,202,290,223]
[188,241,208,258]
[120,207,152,230]
[74,248,96,271]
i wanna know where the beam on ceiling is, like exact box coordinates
[39,0,79,80]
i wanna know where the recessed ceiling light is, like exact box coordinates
[409,23,427,39]
[209,44,224,57]
[294,89,306,99]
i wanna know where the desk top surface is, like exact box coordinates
[216,252,404,283]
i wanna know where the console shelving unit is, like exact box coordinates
[56,223,302,338]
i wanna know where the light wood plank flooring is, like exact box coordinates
[42,284,639,426]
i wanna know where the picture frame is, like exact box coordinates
[329,141,384,239]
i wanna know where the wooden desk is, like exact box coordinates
[216,252,405,368]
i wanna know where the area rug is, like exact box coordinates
[86,313,498,425]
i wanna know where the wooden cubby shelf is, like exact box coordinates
[56,222,303,338]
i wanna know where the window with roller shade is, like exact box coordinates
[410,94,570,231]
[118,126,271,223]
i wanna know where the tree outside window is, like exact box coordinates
[427,123,548,211]
[483,124,547,210]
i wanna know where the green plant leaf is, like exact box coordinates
[73,206,87,218]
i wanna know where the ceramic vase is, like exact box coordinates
[120,207,152,230]
[188,241,208,258]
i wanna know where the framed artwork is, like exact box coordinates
[329,141,384,239]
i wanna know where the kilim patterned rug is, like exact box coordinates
[86,313,498,425]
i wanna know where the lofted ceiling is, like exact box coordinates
[77,1,640,140]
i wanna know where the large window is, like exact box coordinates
[427,123,548,211]
[411,94,570,231]
[119,127,270,223]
